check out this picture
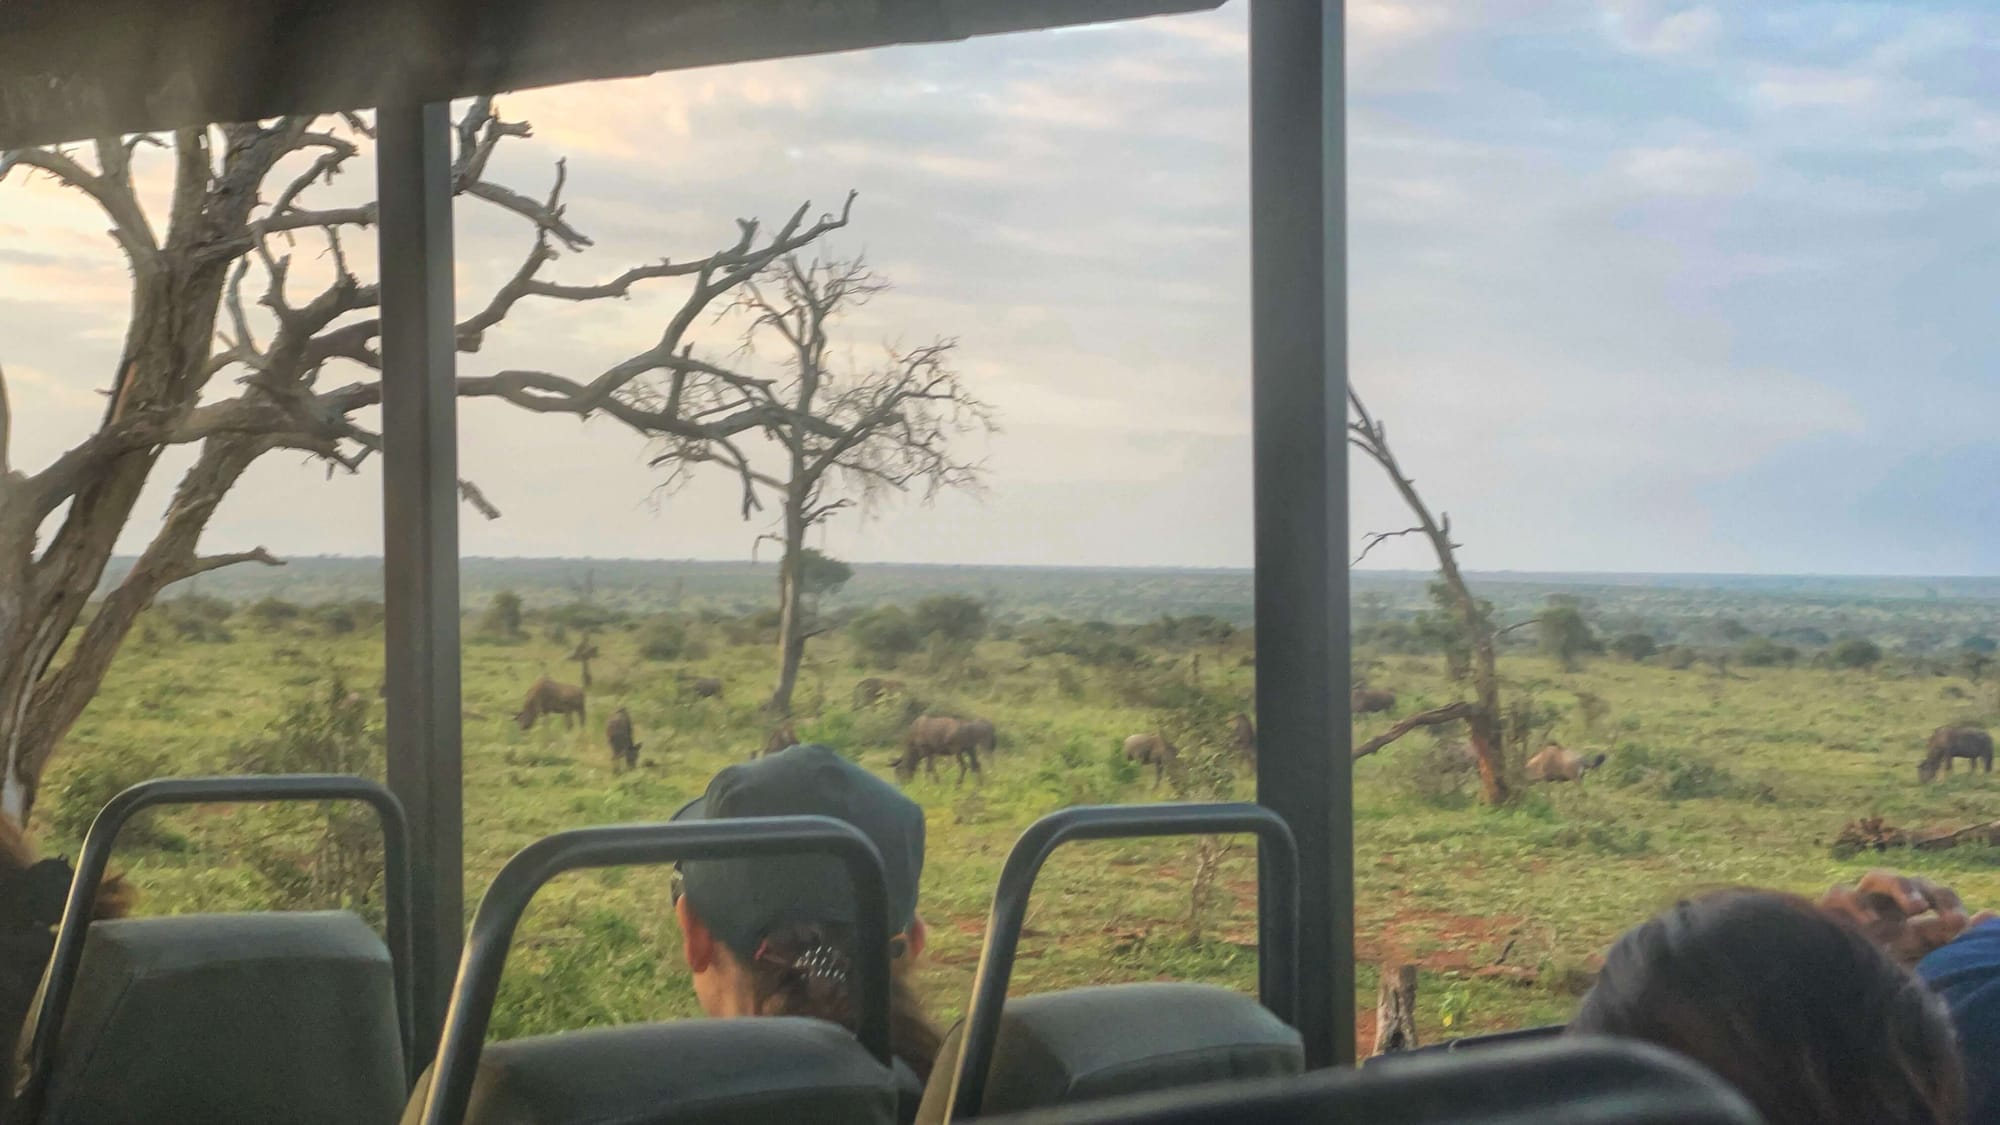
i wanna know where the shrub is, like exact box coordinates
[1603,742,1752,802]
[1609,632,1657,662]
[1383,734,1476,808]
[1538,602,1599,672]
[1133,615,1236,649]
[39,744,177,850]
[1830,637,1884,669]
[1032,737,1128,808]
[546,601,625,633]
[226,676,386,920]
[479,591,525,640]
[1660,645,1698,671]
[851,606,921,665]
[912,596,987,645]
[1739,636,1799,667]
[314,603,358,635]
[345,600,386,630]
[724,608,782,647]
[153,595,235,643]
[246,597,303,629]
[638,616,690,661]
[1019,619,1142,666]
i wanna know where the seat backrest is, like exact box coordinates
[25,911,405,1125]
[1378,1022,1564,1061]
[399,1017,896,1125]
[915,983,1302,1122]
[973,1036,1764,1125]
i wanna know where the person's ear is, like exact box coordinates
[905,913,928,962]
[676,894,717,973]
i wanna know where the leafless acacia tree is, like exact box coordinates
[642,256,993,715]
[1347,389,1509,804]
[0,101,852,822]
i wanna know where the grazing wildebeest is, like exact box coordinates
[681,676,724,700]
[853,677,908,708]
[1526,743,1606,783]
[1920,726,1994,783]
[761,720,800,759]
[1231,713,1257,766]
[893,715,982,785]
[516,676,587,730]
[1124,733,1178,787]
[605,708,640,771]
[956,717,997,763]
[1352,687,1397,714]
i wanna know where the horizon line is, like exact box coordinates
[126,554,2000,583]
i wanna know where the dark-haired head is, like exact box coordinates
[1572,888,1965,1125]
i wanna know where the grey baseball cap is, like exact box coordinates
[671,744,926,957]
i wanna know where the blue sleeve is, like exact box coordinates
[1920,918,2000,1125]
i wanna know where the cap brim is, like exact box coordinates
[669,794,708,823]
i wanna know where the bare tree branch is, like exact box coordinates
[1353,526,1427,568]
[176,547,283,582]
[0,145,158,262]
[458,480,502,520]
[1352,701,1478,760]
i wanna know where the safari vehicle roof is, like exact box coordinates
[0,0,1223,149]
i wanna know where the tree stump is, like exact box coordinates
[1374,963,1420,1056]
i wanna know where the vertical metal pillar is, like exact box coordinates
[1250,0,1351,1068]
[377,100,463,1073]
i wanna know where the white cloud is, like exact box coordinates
[1614,144,1760,196]
[1752,67,1884,110]
[1602,1,1722,56]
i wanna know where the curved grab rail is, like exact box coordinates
[944,802,1301,1123]
[15,774,415,1122]
[415,815,894,1125]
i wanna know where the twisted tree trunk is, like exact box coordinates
[769,498,810,716]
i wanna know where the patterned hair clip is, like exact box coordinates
[756,939,851,987]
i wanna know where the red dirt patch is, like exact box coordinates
[1355,901,1534,981]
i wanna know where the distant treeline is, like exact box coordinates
[111,556,2000,645]
[113,556,1255,625]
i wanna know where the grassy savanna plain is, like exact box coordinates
[30,596,2000,1052]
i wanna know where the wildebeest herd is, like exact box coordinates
[510,671,1008,784]
[1353,677,1995,789]
[521,664,1993,792]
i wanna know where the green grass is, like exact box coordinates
[34,617,2000,1050]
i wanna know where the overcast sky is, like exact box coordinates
[1,0,1995,574]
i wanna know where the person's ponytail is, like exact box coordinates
[749,921,943,1082]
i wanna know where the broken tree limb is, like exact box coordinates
[1353,701,1478,760]
[1833,816,2000,858]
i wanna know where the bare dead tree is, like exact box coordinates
[1348,388,1510,804]
[0,101,853,823]
[640,255,994,715]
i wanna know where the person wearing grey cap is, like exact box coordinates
[671,743,944,1087]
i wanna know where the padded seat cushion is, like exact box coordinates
[33,911,404,1125]
[401,1017,897,1125]
[916,984,1302,1122]
[970,1036,1763,1125]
